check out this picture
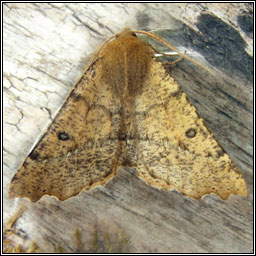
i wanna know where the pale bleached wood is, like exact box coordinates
[3,3,253,253]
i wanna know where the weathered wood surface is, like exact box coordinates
[3,3,253,253]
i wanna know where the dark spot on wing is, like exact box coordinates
[29,151,39,160]
[186,128,197,138]
[57,131,70,141]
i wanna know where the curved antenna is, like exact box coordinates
[133,30,214,75]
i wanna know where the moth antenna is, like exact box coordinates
[133,30,214,76]
[83,33,118,72]
[149,44,180,57]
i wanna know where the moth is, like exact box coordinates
[9,29,247,202]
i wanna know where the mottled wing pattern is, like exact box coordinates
[9,31,247,202]
[135,60,247,199]
[9,63,122,202]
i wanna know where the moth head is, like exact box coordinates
[116,28,137,39]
